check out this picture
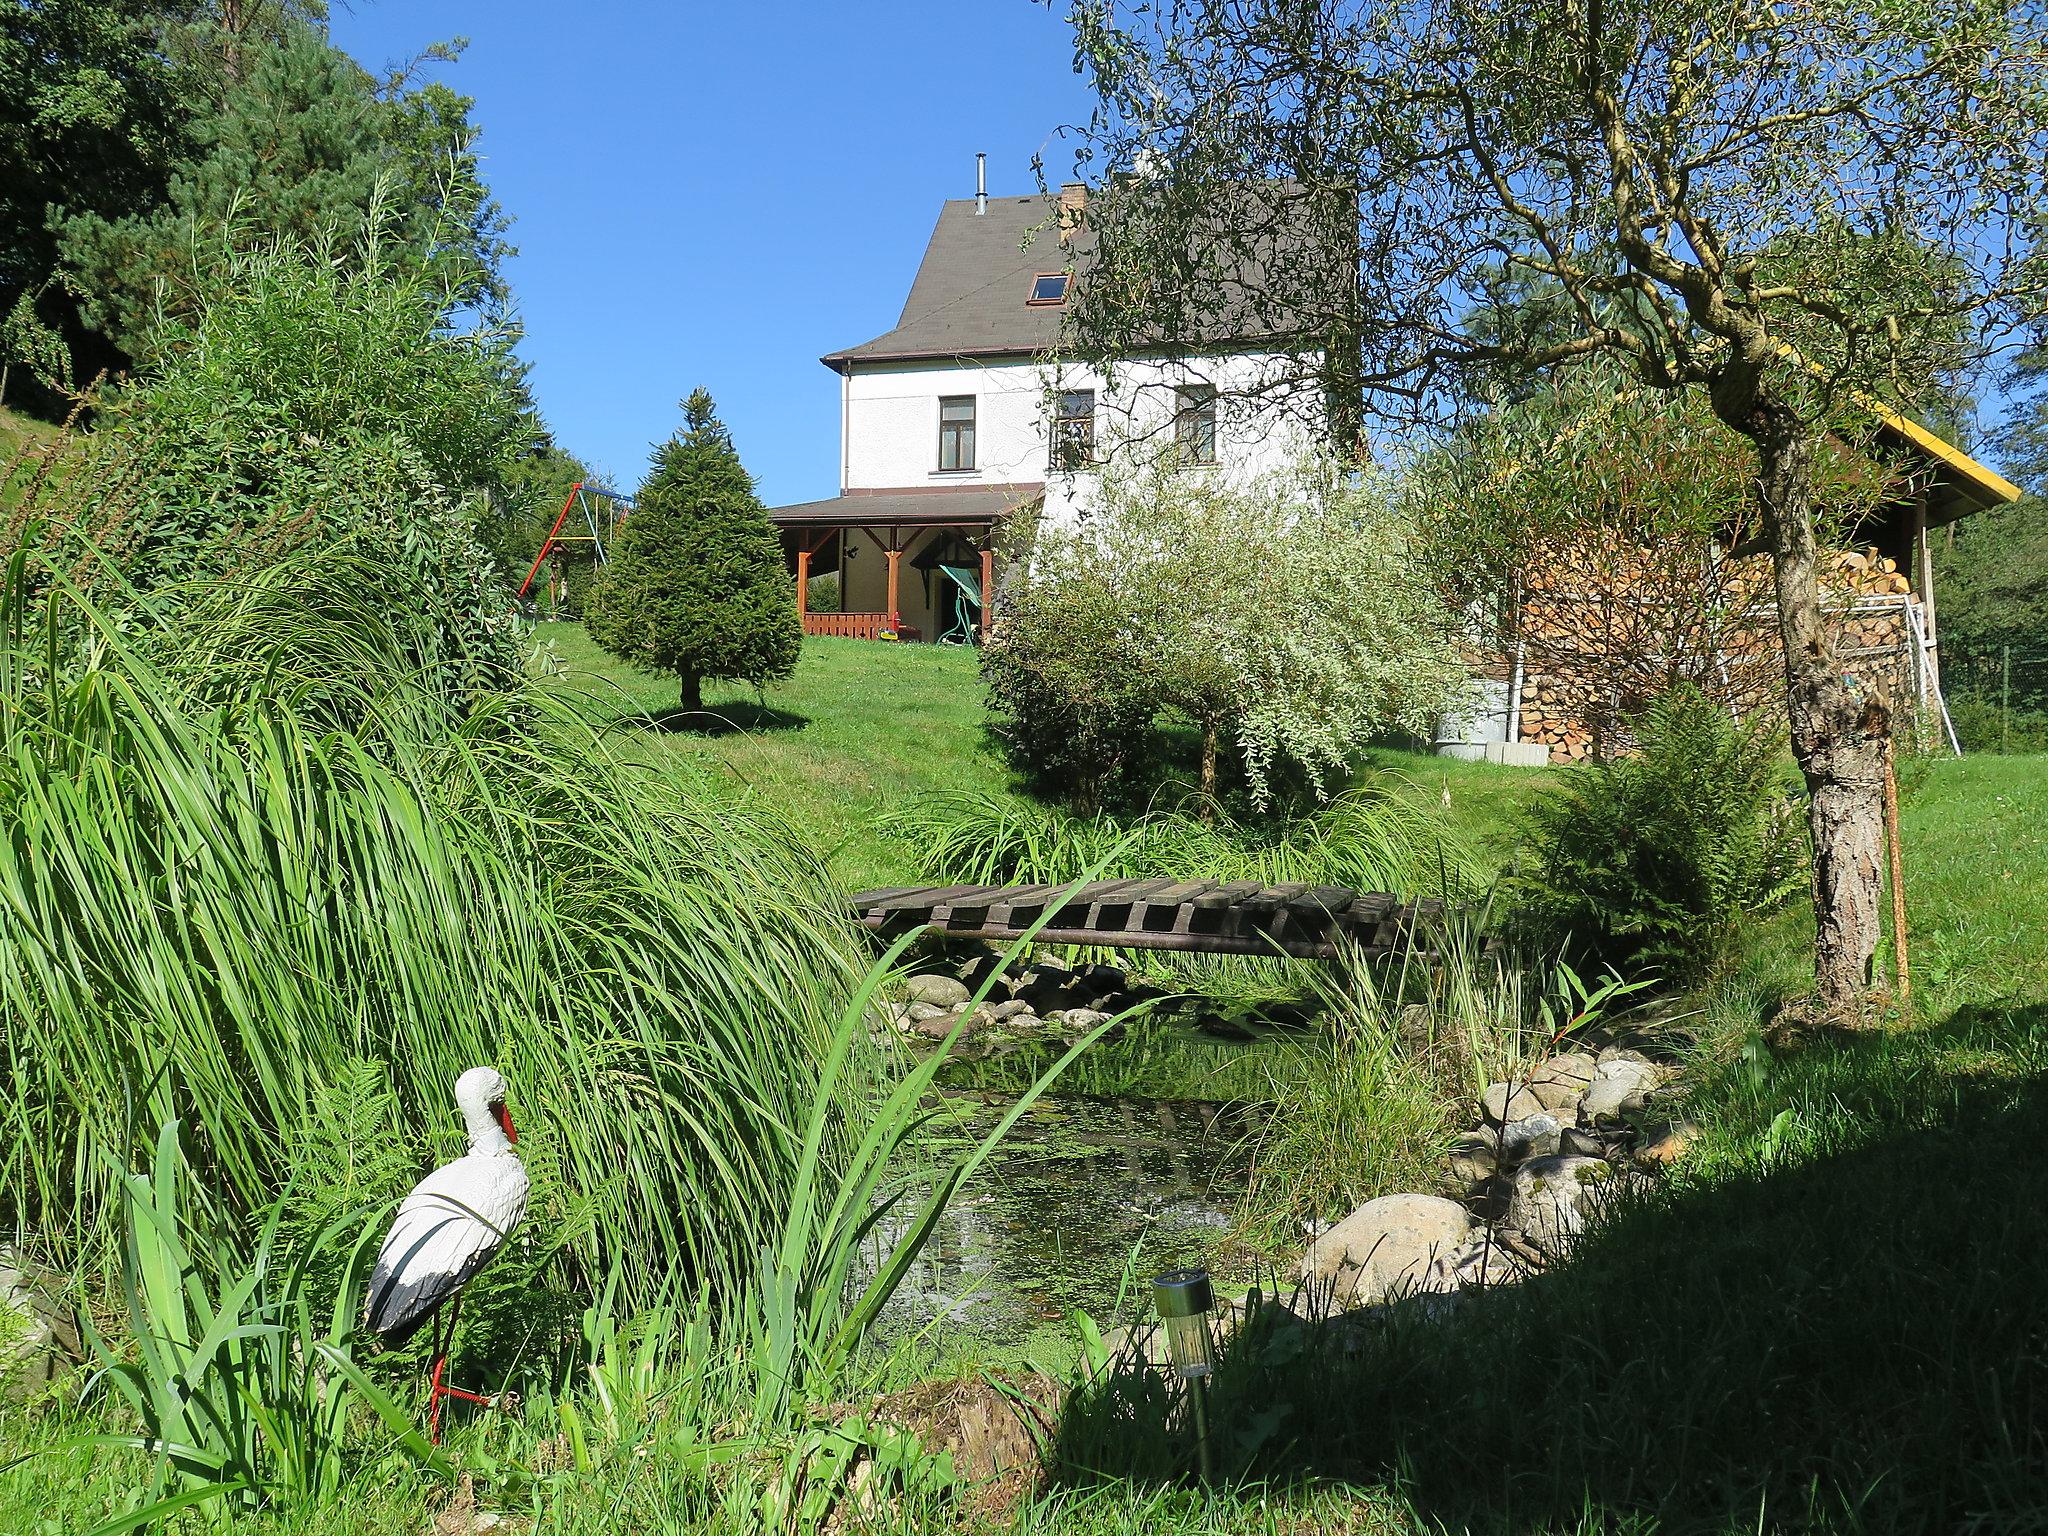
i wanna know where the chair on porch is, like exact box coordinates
[935,564,984,646]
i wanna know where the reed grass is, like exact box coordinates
[0,539,866,1316]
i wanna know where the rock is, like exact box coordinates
[1395,1003,1435,1051]
[1196,1012,1257,1043]
[905,973,971,1009]
[1498,1112,1562,1162]
[1481,1080,1546,1125]
[1077,962,1127,996]
[1561,1126,1609,1158]
[1056,1008,1113,1034]
[1019,975,1088,1014]
[912,1009,969,1041]
[1445,1231,1536,1290]
[1633,1120,1700,1167]
[1507,1154,1640,1254]
[1524,1052,1598,1115]
[1445,1133,1497,1189]
[907,1001,951,1023]
[1597,1044,1654,1066]
[1295,1193,1477,1309]
[1579,1058,1666,1125]
[1259,1001,1318,1030]
[988,999,1034,1021]
[1,1248,81,1401]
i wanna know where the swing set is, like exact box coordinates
[516,481,633,612]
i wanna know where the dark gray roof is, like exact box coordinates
[768,485,1043,527]
[823,196,1074,367]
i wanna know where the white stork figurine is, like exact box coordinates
[366,1066,529,1441]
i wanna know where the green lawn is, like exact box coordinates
[535,623,1551,893]
[536,624,1013,891]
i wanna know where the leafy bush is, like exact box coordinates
[6,229,529,704]
[585,389,801,714]
[983,454,1462,811]
[1506,686,1805,979]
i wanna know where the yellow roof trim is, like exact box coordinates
[1858,393,2021,508]
[1771,341,2021,510]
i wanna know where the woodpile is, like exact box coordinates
[1827,546,1912,597]
[1499,541,1925,764]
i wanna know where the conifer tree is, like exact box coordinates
[586,389,801,715]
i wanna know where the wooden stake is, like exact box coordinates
[1882,738,1909,1002]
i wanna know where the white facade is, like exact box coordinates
[837,350,1320,524]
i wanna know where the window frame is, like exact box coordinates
[1027,271,1071,306]
[1052,387,1097,471]
[937,394,977,472]
[1174,383,1219,466]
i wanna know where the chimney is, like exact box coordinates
[976,152,987,216]
[1058,181,1088,243]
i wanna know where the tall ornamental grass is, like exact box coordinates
[0,541,865,1309]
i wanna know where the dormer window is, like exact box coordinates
[1027,272,1071,306]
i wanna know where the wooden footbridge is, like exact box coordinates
[851,880,1442,961]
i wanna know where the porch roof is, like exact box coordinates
[767,484,1042,529]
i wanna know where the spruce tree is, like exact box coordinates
[586,389,801,715]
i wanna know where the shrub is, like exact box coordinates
[585,389,801,714]
[5,229,529,705]
[984,453,1462,811]
[1505,686,1805,979]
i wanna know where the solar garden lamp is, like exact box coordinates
[1153,1267,1217,1481]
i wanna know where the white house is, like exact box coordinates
[769,176,1317,642]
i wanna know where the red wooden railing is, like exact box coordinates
[803,612,889,640]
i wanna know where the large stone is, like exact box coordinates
[905,973,971,1009]
[1498,1112,1562,1163]
[1295,1193,1477,1309]
[1579,1058,1666,1124]
[1481,1081,1546,1125]
[1,1248,81,1401]
[988,999,1034,1021]
[1445,1133,1498,1189]
[1633,1120,1700,1167]
[1076,962,1128,996]
[1525,1052,1598,1115]
[1507,1154,1639,1254]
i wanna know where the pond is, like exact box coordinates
[874,1087,1268,1346]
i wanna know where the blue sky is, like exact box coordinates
[330,1,1094,510]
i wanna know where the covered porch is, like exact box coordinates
[768,485,1040,643]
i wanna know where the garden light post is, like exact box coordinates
[1154,1267,1216,1481]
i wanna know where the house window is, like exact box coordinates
[938,396,976,471]
[1052,388,1096,470]
[1175,384,1218,465]
[1028,272,1071,305]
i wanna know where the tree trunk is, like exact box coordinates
[679,671,703,715]
[1748,409,1890,1012]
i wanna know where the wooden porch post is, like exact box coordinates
[795,547,811,623]
[885,530,901,631]
[978,545,994,640]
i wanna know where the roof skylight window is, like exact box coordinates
[1028,272,1071,305]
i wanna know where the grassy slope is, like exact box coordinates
[537,623,1014,892]
[536,623,1547,892]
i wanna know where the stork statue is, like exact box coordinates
[365,1066,529,1442]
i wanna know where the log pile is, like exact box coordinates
[1504,541,1924,764]
[1828,546,1912,597]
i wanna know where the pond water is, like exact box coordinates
[875,1088,1267,1345]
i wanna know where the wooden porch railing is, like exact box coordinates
[803,612,889,640]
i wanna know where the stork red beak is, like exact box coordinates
[497,1102,517,1145]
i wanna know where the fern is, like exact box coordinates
[1507,686,1806,980]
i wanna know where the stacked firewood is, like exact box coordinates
[1827,546,1912,596]
[1503,541,1921,764]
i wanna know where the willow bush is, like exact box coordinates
[0,539,865,1312]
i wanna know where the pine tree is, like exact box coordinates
[586,389,801,715]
